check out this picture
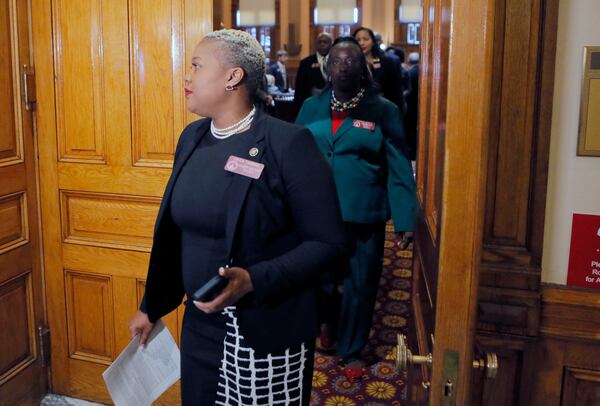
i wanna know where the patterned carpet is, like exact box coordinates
[310,224,412,406]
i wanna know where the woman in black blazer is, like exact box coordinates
[353,27,404,111]
[128,29,345,406]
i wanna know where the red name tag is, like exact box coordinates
[352,119,376,131]
[224,155,265,179]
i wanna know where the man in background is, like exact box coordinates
[293,32,333,116]
[269,49,290,92]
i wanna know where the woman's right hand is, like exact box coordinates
[128,310,155,346]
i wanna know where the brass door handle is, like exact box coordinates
[473,352,498,379]
[395,334,432,372]
[22,64,36,111]
[395,334,499,380]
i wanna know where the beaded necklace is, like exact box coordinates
[211,106,256,139]
[330,88,366,112]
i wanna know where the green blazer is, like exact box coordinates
[296,88,416,231]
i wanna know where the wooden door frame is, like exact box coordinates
[429,0,495,403]
[30,0,68,393]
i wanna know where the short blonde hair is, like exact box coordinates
[204,29,266,95]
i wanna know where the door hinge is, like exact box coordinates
[38,325,50,368]
[22,64,36,112]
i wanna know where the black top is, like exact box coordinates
[170,129,252,298]
[142,111,346,354]
[293,54,328,117]
[371,55,403,111]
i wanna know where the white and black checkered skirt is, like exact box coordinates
[215,307,308,405]
[180,305,313,406]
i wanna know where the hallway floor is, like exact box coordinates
[40,394,103,406]
[310,224,410,405]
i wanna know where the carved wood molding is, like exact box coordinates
[478,286,540,337]
[540,284,600,341]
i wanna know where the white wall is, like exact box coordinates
[542,0,600,283]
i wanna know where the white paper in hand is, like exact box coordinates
[102,320,180,406]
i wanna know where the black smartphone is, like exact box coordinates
[192,274,228,302]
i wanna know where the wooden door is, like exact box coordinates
[407,0,496,403]
[0,1,48,405]
[31,0,211,403]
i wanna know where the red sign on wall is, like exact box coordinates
[567,213,600,289]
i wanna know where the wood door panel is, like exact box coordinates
[0,273,35,383]
[60,190,160,251]
[58,164,171,195]
[0,191,28,253]
[65,271,115,363]
[486,0,535,244]
[0,0,47,403]
[562,368,600,406]
[52,0,108,164]
[483,0,548,264]
[130,0,186,167]
[0,0,18,165]
[63,245,151,279]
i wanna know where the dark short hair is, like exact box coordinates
[333,36,359,47]
[387,46,405,64]
[352,26,383,58]
[327,38,375,91]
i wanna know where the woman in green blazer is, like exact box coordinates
[296,37,417,380]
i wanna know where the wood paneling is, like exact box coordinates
[541,285,600,341]
[0,273,34,384]
[471,334,537,406]
[465,0,560,404]
[0,191,27,254]
[562,368,600,406]
[528,285,600,405]
[480,0,556,279]
[478,286,540,336]
[65,271,114,364]
[485,0,538,245]
[0,0,20,166]
[477,0,559,339]
[52,0,107,164]
[60,191,160,251]
[130,0,186,167]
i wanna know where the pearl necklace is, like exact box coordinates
[211,106,256,139]
[330,88,366,112]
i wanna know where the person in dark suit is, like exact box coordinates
[353,27,404,111]
[296,37,416,381]
[293,32,333,116]
[129,29,345,406]
[268,49,290,92]
[404,52,420,160]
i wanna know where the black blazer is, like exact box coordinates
[293,54,327,116]
[142,110,346,355]
[371,54,404,111]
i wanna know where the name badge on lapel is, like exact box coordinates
[225,155,265,179]
[311,62,320,68]
[352,119,376,131]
